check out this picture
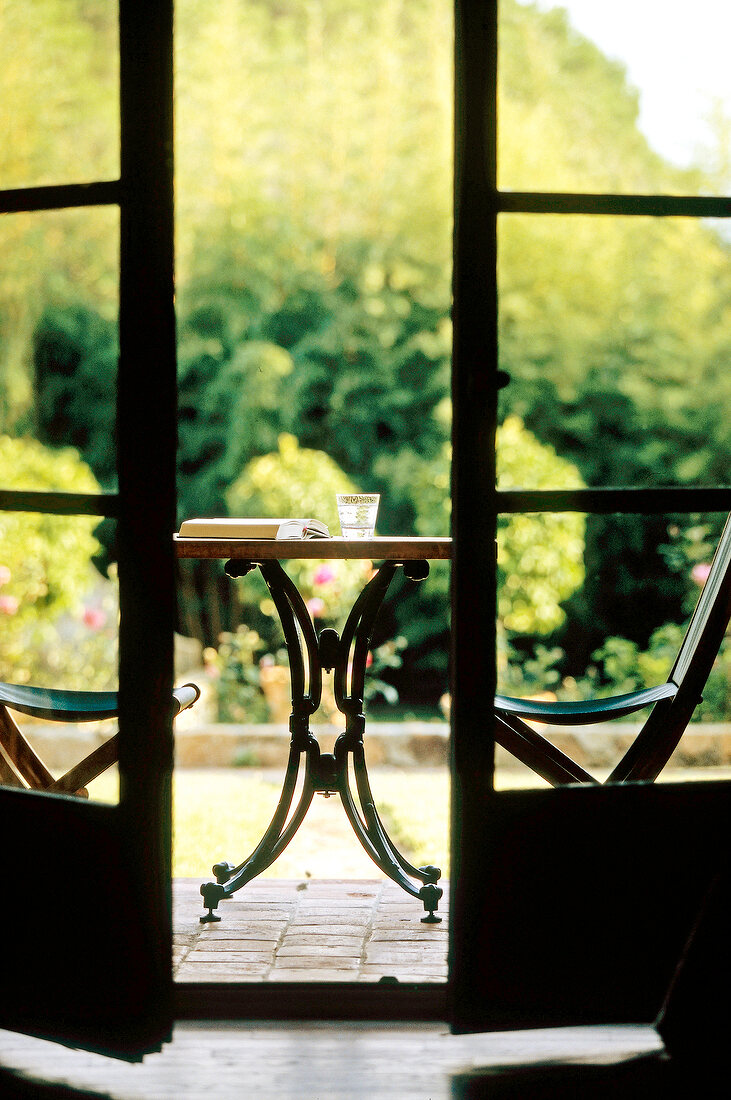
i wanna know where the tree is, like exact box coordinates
[0,0,118,429]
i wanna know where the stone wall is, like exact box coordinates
[15,719,731,773]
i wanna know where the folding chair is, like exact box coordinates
[0,681,199,796]
[495,514,731,785]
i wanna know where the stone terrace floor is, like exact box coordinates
[173,877,449,983]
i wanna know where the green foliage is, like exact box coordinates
[280,242,451,486]
[0,3,118,427]
[495,2,731,662]
[364,636,407,706]
[207,625,270,724]
[174,0,452,280]
[501,620,731,724]
[174,235,451,530]
[498,639,565,698]
[228,432,355,528]
[577,624,731,724]
[499,1,696,194]
[32,304,117,488]
[0,434,116,687]
[497,415,585,634]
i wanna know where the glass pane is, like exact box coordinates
[496,510,731,789]
[498,214,731,489]
[0,206,119,492]
[0,511,119,804]
[499,0,731,196]
[0,1,119,190]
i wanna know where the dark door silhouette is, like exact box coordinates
[0,1,178,1059]
[449,0,731,1035]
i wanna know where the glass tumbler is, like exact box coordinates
[336,493,380,539]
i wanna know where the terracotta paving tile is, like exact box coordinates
[282,934,364,947]
[369,931,445,942]
[183,950,274,968]
[196,917,291,930]
[176,968,269,982]
[173,878,449,983]
[277,945,362,959]
[365,947,442,963]
[289,913,372,926]
[267,968,357,981]
[176,959,272,972]
[197,937,285,946]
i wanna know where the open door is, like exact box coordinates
[449,0,731,1034]
[0,1,177,1058]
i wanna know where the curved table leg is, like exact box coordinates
[200,558,323,922]
[200,738,317,922]
[336,735,443,922]
[331,560,443,922]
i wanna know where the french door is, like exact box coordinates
[3,0,729,1055]
[449,0,731,1032]
[0,1,177,1058]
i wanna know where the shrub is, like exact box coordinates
[0,434,116,687]
[226,434,373,649]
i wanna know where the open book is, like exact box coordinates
[178,517,330,540]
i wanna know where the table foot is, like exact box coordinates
[419,882,444,923]
[200,880,225,922]
[200,909,222,924]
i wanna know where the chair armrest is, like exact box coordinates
[0,682,119,722]
[173,682,201,714]
[0,680,201,722]
[494,682,677,726]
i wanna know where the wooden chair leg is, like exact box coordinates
[0,737,28,788]
[0,706,55,789]
[50,734,118,795]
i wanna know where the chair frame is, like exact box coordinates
[0,682,199,796]
[495,513,731,785]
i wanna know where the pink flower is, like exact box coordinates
[82,606,106,630]
[692,562,712,586]
[0,565,10,587]
[366,652,373,668]
[306,597,326,618]
[0,595,19,615]
[313,564,336,586]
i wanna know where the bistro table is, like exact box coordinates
[175,535,451,924]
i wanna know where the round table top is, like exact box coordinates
[174,534,452,561]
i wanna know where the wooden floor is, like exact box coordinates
[174,877,449,982]
[0,1022,669,1099]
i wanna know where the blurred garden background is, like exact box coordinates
[1,0,730,734]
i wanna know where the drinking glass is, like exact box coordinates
[336,493,380,539]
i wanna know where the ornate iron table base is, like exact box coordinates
[199,557,443,924]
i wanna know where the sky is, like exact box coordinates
[537,0,731,168]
